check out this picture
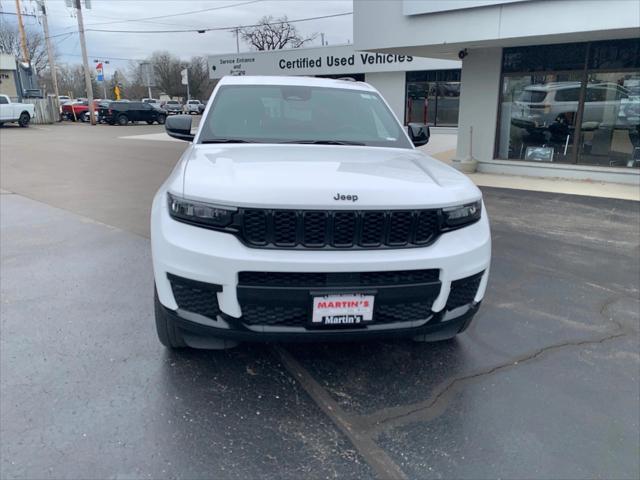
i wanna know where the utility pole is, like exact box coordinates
[14,0,30,63]
[38,1,60,100]
[75,0,96,124]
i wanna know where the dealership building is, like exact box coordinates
[208,45,462,128]
[353,0,640,183]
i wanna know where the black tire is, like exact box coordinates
[117,114,128,126]
[146,120,154,125]
[18,112,30,127]
[154,288,187,349]
[80,112,89,123]
[156,115,166,125]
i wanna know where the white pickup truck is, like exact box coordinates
[0,94,35,127]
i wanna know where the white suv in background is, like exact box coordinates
[511,81,634,132]
[151,76,491,349]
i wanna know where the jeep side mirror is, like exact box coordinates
[407,123,430,147]
[166,114,194,142]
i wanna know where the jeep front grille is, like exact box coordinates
[239,208,440,249]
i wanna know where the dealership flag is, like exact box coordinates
[181,68,189,85]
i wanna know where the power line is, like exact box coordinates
[0,10,36,17]
[51,31,76,45]
[46,11,353,39]
[52,0,264,33]
[83,0,264,27]
[87,12,353,35]
[60,52,142,62]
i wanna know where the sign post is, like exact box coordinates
[94,59,109,99]
[181,68,190,101]
[140,62,155,99]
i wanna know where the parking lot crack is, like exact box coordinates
[362,327,630,436]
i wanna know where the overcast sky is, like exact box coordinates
[2,0,354,72]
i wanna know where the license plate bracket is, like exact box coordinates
[309,291,376,327]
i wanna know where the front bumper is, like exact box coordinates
[151,190,491,339]
[165,299,481,343]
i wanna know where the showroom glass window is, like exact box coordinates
[496,39,640,168]
[406,70,461,127]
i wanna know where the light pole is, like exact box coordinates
[37,1,60,100]
[93,59,109,99]
[74,0,96,124]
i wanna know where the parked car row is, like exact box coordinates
[58,97,205,125]
[149,98,205,115]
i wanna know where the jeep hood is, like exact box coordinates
[179,144,481,209]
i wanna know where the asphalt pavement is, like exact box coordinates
[1,122,639,479]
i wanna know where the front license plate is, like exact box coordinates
[311,294,375,326]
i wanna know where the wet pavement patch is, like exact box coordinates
[0,195,373,480]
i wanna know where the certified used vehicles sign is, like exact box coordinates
[311,294,375,325]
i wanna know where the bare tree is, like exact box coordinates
[118,53,214,101]
[239,16,317,50]
[150,51,185,98]
[51,63,98,98]
[187,56,215,100]
[0,23,50,74]
[124,61,150,100]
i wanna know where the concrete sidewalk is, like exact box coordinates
[422,132,640,202]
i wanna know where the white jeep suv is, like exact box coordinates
[151,76,491,349]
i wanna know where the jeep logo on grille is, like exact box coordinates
[334,193,358,202]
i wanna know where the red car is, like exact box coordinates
[61,100,100,122]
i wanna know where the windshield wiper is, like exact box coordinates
[282,140,365,146]
[200,139,253,144]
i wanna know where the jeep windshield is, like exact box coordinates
[199,84,412,148]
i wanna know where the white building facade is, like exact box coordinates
[208,45,461,128]
[354,0,640,183]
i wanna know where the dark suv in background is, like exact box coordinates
[102,101,167,125]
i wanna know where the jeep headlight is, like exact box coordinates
[167,193,236,228]
[441,200,482,230]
